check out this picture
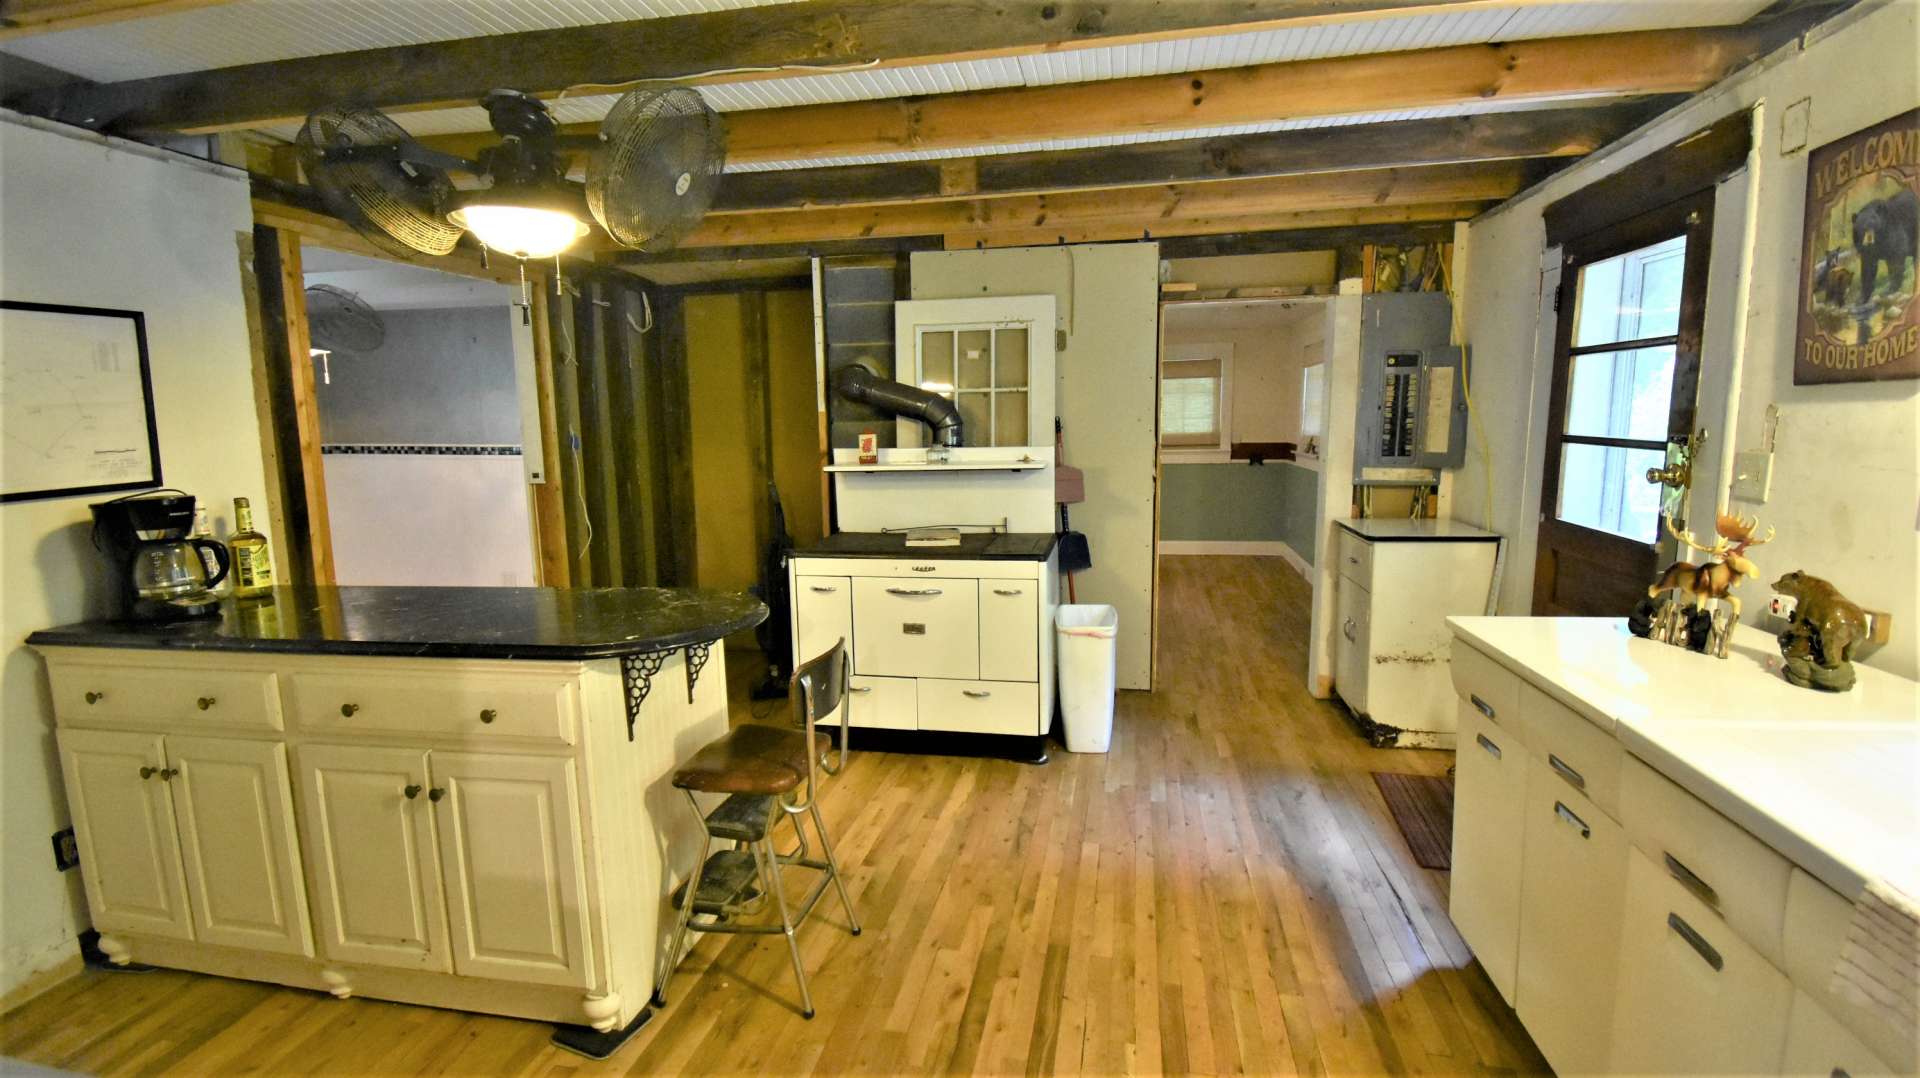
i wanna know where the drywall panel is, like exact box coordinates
[1457,0,1920,679]
[1160,462,1319,564]
[0,114,268,999]
[313,304,522,445]
[911,244,1161,690]
[323,454,535,586]
[768,289,825,549]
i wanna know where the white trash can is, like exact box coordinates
[1056,604,1118,753]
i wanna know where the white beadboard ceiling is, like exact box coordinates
[5,0,1770,170]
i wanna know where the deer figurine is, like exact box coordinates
[1649,513,1776,622]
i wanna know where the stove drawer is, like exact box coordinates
[852,577,979,680]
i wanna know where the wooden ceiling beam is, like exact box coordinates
[5,0,1570,134]
[0,0,234,41]
[710,104,1662,214]
[677,161,1526,248]
[938,201,1490,249]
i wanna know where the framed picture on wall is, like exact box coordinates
[1793,107,1919,384]
[0,300,163,502]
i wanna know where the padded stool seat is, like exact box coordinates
[671,723,822,795]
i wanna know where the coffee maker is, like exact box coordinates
[90,491,230,621]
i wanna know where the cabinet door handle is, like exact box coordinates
[479,708,497,724]
[1663,852,1719,910]
[886,587,943,596]
[992,588,1023,596]
[809,585,838,593]
[139,765,158,780]
[1342,618,1356,642]
[911,565,937,572]
[1667,912,1723,971]
[197,696,217,710]
[1470,693,1495,719]
[404,784,422,799]
[849,686,872,694]
[85,691,105,705]
[340,703,361,717]
[427,787,446,803]
[1552,801,1590,839]
[1347,556,1360,566]
[1548,754,1586,791]
[158,768,177,781]
[1475,733,1501,759]
[963,690,992,699]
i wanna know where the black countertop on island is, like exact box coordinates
[26,585,768,661]
[791,531,1059,561]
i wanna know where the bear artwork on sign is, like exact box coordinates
[1795,108,1920,384]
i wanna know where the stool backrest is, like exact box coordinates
[788,637,849,805]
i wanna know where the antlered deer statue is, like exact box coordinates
[1649,513,1776,624]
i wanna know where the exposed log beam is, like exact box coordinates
[938,201,1491,249]
[6,0,1576,134]
[613,236,942,267]
[0,0,232,40]
[1154,222,1461,259]
[710,104,1663,213]
[678,161,1527,248]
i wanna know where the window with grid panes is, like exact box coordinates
[914,323,1032,447]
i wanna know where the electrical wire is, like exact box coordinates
[559,58,883,99]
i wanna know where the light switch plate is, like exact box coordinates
[1781,98,1811,155]
[1731,449,1772,503]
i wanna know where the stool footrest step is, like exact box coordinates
[672,850,760,914]
[705,793,775,842]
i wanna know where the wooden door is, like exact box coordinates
[167,736,313,956]
[294,743,449,972]
[1534,191,1715,615]
[1449,702,1528,1004]
[429,751,594,988]
[56,729,194,941]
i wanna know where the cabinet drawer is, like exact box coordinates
[1621,755,1792,968]
[1450,700,1529,1006]
[917,679,1039,736]
[794,576,853,667]
[287,666,577,745]
[979,579,1038,682]
[1336,527,1373,586]
[847,675,916,731]
[1450,642,1519,735]
[1518,682,1622,817]
[1608,848,1793,1077]
[49,660,282,731]
[1783,870,1916,1074]
[852,578,979,680]
[1782,988,1899,1078]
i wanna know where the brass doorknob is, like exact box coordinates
[1646,463,1689,488]
[340,703,360,717]
[427,787,446,803]
[197,697,217,710]
[404,784,422,800]
[85,691,104,704]
[479,709,497,724]
[139,765,158,779]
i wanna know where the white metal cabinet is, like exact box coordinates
[848,675,917,731]
[431,751,594,988]
[295,743,451,973]
[1334,578,1371,716]
[1781,989,1897,1078]
[794,575,853,666]
[1514,758,1627,1076]
[852,577,979,679]
[1608,848,1793,1076]
[1449,701,1528,1004]
[56,729,195,941]
[917,679,1040,735]
[168,735,312,956]
[979,579,1038,681]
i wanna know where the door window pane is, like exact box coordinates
[920,330,954,391]
[994,328,1029,388]
[1557,443,1666,543]
[1564,345,1675,441]
[1572,235,1687,347]
[957,330,992,388]
[995,390,1029,446]
[955,393,990,447]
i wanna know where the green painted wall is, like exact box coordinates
[1160,461,1318,564]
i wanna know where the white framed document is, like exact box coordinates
[1,300,162,503]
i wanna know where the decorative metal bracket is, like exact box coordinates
[620,650,670,742]
[684,642,712,704]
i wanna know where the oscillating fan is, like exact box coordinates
[296,88,726,271]
[305,284,386,353]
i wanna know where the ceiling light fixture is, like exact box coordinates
[449,202,589,260]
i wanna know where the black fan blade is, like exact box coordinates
[297,106,465,258]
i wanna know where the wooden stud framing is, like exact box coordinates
[0,0,235,41]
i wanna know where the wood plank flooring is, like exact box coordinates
[3,555,1546,1076]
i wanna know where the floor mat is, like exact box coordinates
[1372,771,1454,870]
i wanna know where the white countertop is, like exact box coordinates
[1338,518,1501,542]
[1448,616,1920,900]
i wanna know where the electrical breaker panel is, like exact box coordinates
[1355,292,1468,476]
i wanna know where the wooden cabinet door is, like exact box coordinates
[429,752,593,988]
[294,743,449,972]
[1449,701,1527,1004]
[56,729,194,941]
[979,579,1038,682]
[167,736,313,956]
[793,575,852,668]
[1515,758,1628,1075]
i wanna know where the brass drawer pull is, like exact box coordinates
[479,708,497,724]
[404,784,422,800]
[340,703,361,717]
[140,765,158,779]
[1667,912,1723,971]
[1470,693,1495,719]
[1548,753,1586,791]
[1552,801,1590,839]
[427,787,446,803]
[1475,733,1501,759]
[197,696,217,710]
[885,587,943,596]
[963,689,992,699]
[85,691,105,705]
[158,768,177,781]
[1663,852,1719,909]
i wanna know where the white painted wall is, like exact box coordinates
[911,244,1161,690]
[1163,302,1326,452]
[0,112,269,998]
[323,454,536,586]
[1455,1,1920,680]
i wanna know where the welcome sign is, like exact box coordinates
[1795,108,1920,384]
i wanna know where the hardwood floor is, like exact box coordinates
[2,555,1546,1076]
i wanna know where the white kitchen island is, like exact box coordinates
[1446,616,1919,1077]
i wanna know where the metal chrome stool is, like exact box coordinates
[651,638,860,1019]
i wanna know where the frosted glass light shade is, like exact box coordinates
[449,204,589,259]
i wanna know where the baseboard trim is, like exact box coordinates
[1159,541,1314,581]
[1,951,83,1015]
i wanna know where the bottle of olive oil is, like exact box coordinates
[229,497,275,599]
